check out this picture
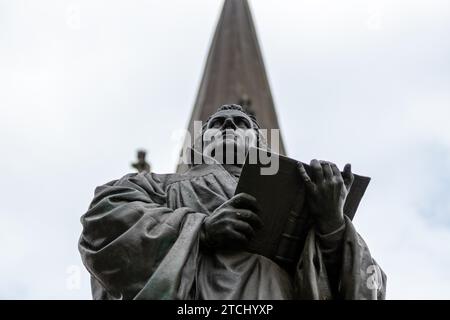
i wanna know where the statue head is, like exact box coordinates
[137,150,147,161]
[195,104,266,166]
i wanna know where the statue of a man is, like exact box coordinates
[79,104,386,300]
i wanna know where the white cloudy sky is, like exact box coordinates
[0,0,449,299]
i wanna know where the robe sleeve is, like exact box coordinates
[78,172,206,300]
[294,216,387,300]
[315,223,346,296]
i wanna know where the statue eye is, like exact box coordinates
[209,118,223,128]
[235,118,251,128]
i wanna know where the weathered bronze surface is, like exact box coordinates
[79,106,386,300]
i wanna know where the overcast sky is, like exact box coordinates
[1,0,449,299]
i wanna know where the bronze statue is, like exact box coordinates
[79,105,386,299]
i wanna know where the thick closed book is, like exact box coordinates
[235,148,371,270]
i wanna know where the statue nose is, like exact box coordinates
[221,118,237,130]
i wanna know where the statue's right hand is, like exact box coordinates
[201,193,263,250]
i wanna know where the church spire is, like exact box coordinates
[177,0,285,172]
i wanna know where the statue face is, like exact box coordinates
[203,109,258,164]
[207,109,253,130]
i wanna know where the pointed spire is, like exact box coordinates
[178,0,285,172]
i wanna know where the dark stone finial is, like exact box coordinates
[132,149,151,173]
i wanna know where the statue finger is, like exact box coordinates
[343,163,354,189]
[232,220,255,240]
[227,229,249,247]
[310,159,324,182]
[235,209,263,230]
[320,160,333,180]
[298,162,315,192]
[230,193,261,213]
[330,163,344,182]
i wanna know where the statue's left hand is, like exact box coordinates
[298,160,354,234]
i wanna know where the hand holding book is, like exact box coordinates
[201,193,263,250]
[235,148,370,272]
[298,160,354,235]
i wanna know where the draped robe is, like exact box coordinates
[79,163,386,300]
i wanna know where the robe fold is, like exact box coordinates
[79,163,386,300]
